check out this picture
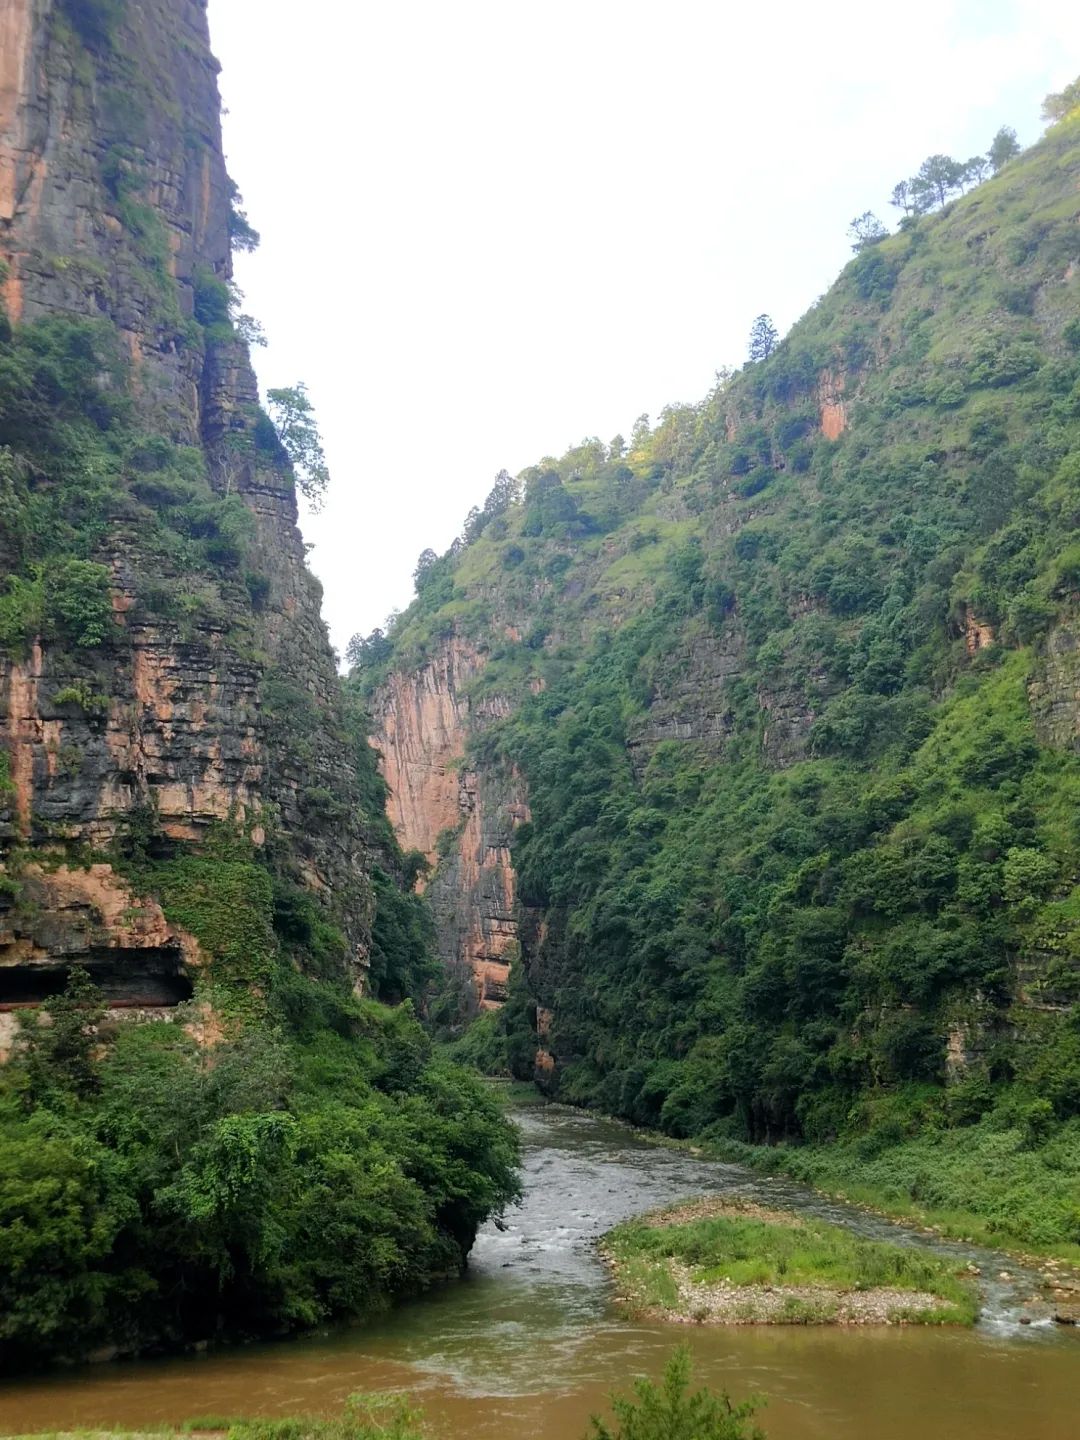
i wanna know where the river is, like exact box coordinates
[2,1095,1077,1438]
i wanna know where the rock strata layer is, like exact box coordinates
[372,636,528,1009]
[0,0,373,1009]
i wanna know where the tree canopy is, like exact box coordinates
[747,314,779,363]
[267,382,331,511]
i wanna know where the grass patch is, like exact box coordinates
[602,1197,978,1325]
[1,1398,425,1440]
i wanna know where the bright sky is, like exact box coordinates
[207,0,1080,655]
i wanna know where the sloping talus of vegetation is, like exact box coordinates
[364,84,1080,1252]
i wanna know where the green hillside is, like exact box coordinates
[364,86,1080,1249]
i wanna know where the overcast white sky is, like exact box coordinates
[207,1,1080,655]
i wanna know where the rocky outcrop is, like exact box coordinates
[627,618,831,768]
[1,0,230,428]
[627,629,742,759]
[964,608,995,656]
[818,369,848,440]
[372,636,528,1010]
[428,764,529,1009]
[1029,619,1080,748]
[0,0,373,1008]
[0,861,200,991]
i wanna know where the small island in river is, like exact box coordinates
[601,1196,979,1326]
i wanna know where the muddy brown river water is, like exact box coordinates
[2,1096,1078,1439]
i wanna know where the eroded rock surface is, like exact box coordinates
[0,0,374,1009]
[372,637,528,1009]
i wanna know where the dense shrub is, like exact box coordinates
[0,969,519,1372]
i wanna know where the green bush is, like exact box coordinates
[0,559,113,656]
[444,1010,510,1074]
[589,1348,764,1440]
[45,558,113,646]
[193,267,231,328]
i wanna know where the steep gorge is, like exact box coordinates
[372,636,528,1010]
[365,88,1080,1247]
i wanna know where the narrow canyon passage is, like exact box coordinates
[2,1095,1077,1440]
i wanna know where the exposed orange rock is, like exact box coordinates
[0,860,214,1058]
[184,1001,226,1050]
[0,0,32,229]
[372,635,530,1009]
[818,369,848,440]
[0,0,377,1016]
[5,641,42,836]
[964,609,995,654]
[0,0,44,328]
[0,862,203,971]
[0,1011,21,1063]
[373,638,486,867]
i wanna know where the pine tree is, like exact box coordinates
[748,314,779,363]
[847,212,888,252]
[988,125,1021,172]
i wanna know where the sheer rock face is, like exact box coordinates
[817,369,849,440]
[372,615,827,1011]
[1030,620,1080,750]
[1,0,229,427]
[372,637,528,1009]
[0,0,373,998]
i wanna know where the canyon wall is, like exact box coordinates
[0,0,373,1015]
[362,95,1080,1133]
[372,636,528,1009]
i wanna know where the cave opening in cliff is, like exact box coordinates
[0,957,194,1010]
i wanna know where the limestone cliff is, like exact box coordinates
[0,0,373,1016]
[372,636,528,1010]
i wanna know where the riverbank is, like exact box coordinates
[4,1101,1080,1440]
[601,1196,980,1327]
[550,1099,1080,1271]
[697,1123,1080,1282]
[478,1069,1080,1272]
[485,1083,1080,1317]
[0,1399,425,1440]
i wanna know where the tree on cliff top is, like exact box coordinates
[747,314,778,363]
[268,383,331,512]
[988,125,1021,171]
[847,212,888,252]
[911,154,966,209]
[1043,76,1080,124]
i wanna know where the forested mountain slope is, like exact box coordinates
[366,90,1080,1243]
[0,0,516,1371]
